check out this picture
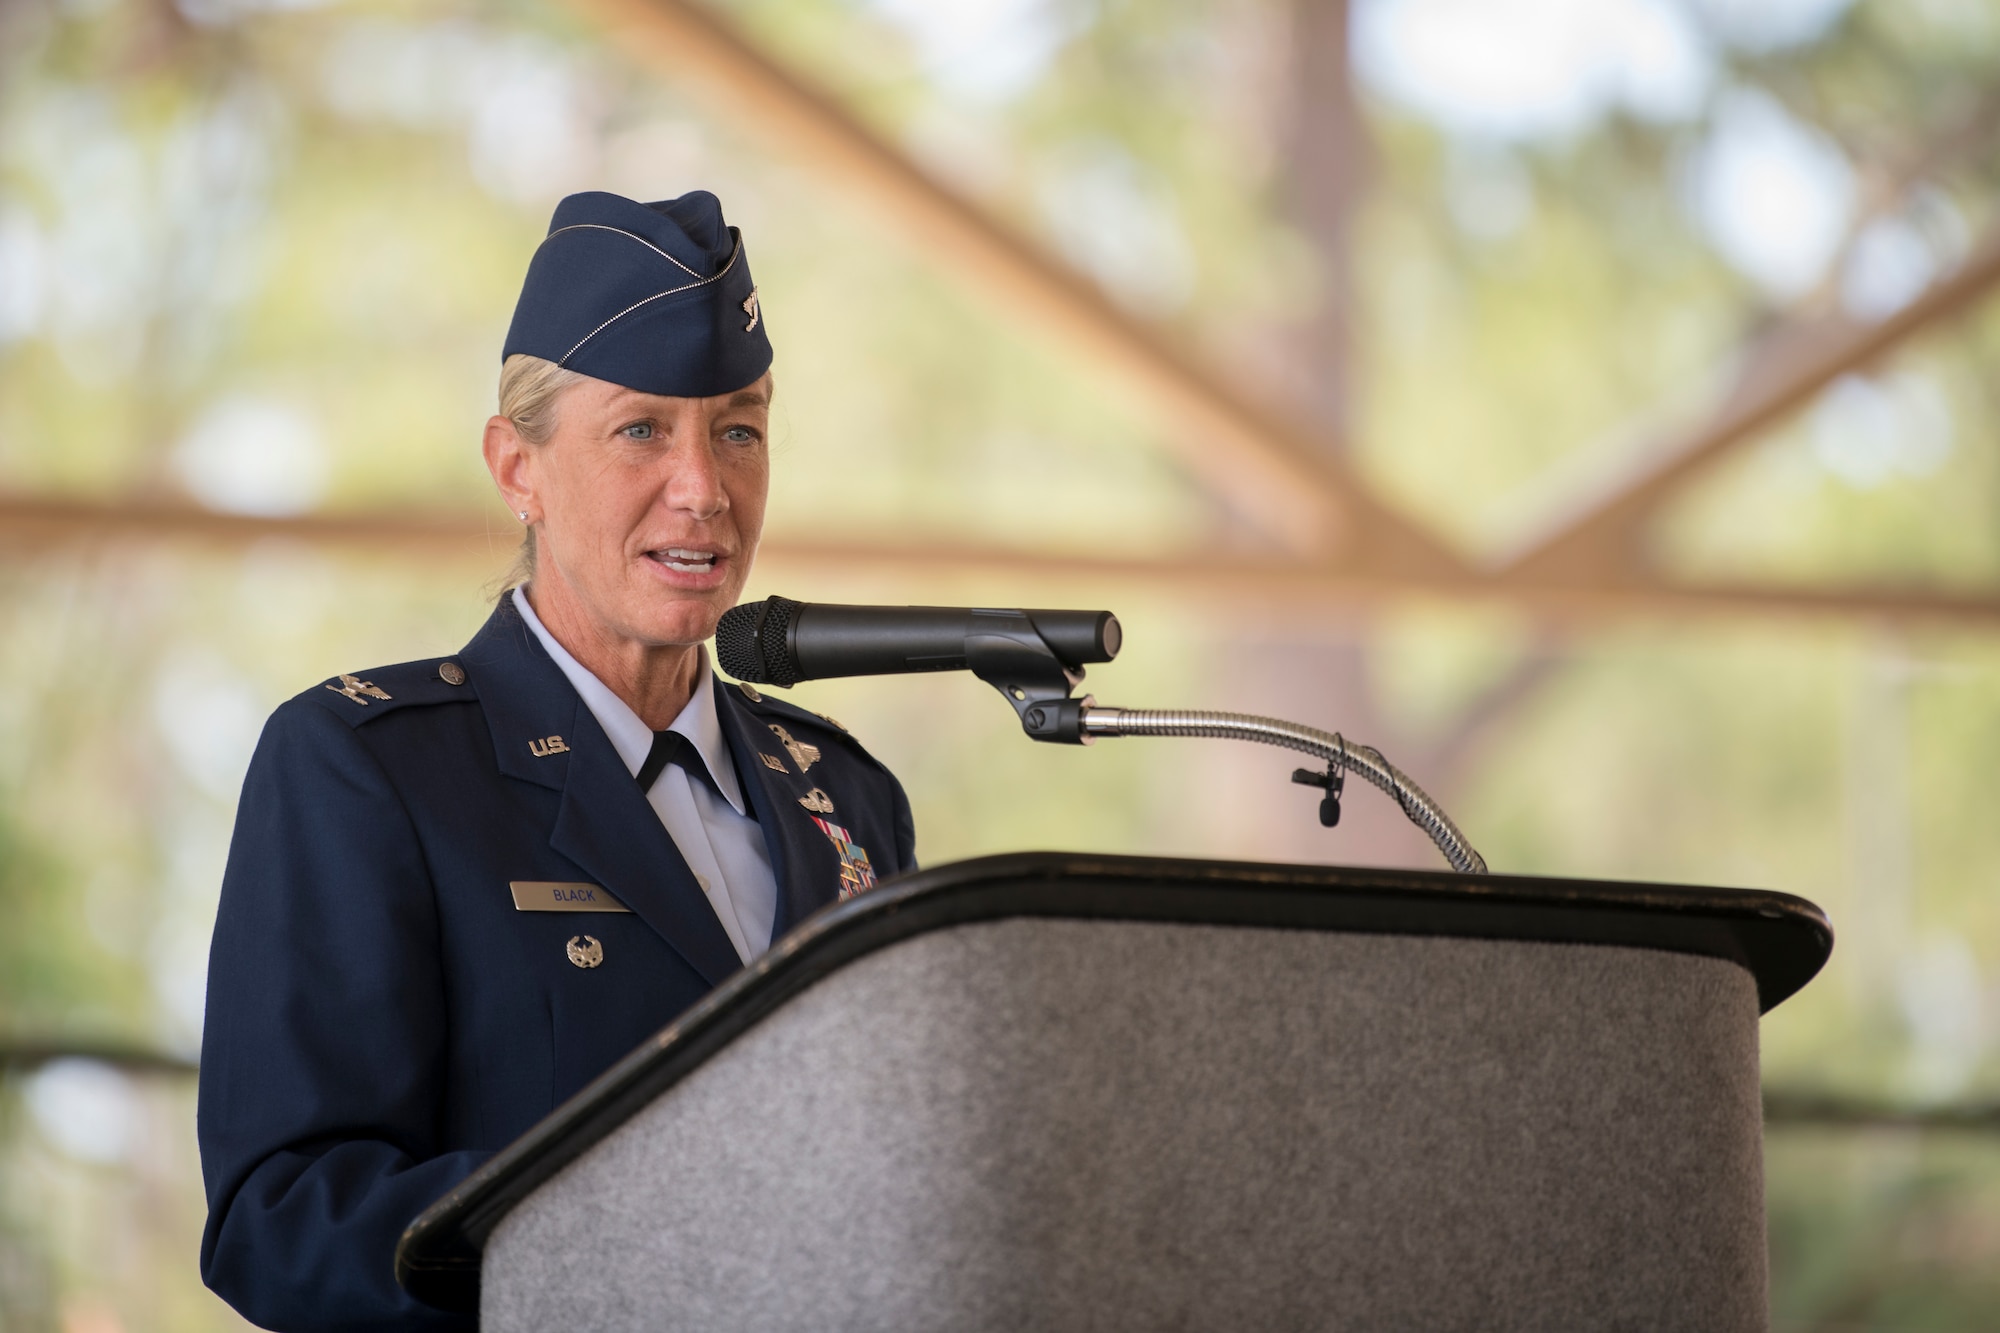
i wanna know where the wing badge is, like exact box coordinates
[768,724,820,772]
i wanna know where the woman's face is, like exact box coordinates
[487,371,772,649]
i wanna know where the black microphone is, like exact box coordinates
[716,596,1121,689]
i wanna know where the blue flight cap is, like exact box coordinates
[502,190,771,398]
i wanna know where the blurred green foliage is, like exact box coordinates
[1768,1130,2000,1330]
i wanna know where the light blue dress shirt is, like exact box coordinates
[512,586,778,963]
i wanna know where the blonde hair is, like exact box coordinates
[497,353,584,587]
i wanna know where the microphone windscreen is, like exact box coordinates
[715,596,801,687]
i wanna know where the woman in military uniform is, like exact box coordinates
[197,190,914,1331]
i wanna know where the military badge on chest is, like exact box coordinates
[809,816,877,901]
[763,721,878,900]
[768,724,819,771]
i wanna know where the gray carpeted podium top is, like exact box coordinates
[395,851,1832,1311]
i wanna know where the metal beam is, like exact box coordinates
[1763,1089,2000,1132]
[756,535,2000,630]
[0,1040,198,1077]
[0,494,521,553]
[1497,226,2000,585]
[562,0,1464,575]
[6,495,1999,630]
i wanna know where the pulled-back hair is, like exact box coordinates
[496,353,584,587]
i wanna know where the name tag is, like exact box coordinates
[509,881,632,913]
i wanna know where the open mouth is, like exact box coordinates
[646,546,719,574]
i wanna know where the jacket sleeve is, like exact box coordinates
[889,764,917,873]
[198,699,486,1333]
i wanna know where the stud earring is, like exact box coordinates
[519,511,529,522]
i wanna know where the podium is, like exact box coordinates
[397,852,1831,1331]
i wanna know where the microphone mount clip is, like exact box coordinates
[964,623,1094,745]
[1290,760,1345,827]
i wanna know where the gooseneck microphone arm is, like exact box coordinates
[1079,708,1487,875]
[716,596,1488,874]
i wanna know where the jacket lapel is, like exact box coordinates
[715,684,826,937]
[460,599,742,988]
[548,723,742,987]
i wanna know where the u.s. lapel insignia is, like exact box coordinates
[798,787,834,814]
[566,935,603,968]
[742,287,760,333]
[808,816,877,900]
[326,673,391,706]
[528,735,570,757]
[768,724,819,772]
[759,752,789,773]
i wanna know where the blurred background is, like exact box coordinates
[2,0,1999,1327]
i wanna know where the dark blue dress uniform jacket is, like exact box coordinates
[197,596,915,1332]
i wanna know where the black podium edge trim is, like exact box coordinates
[394,850,1832,1309]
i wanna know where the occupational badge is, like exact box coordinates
[798,788,835,814]
[566,935,604,969]
[809,816,877,901]
[326,674,391,706]
[768,724,819,772]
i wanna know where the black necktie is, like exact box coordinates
[636,729,723,801]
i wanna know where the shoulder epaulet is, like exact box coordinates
[302,657,477,728]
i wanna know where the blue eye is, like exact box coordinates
[722,426,755,443]
[622,422,654,440]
